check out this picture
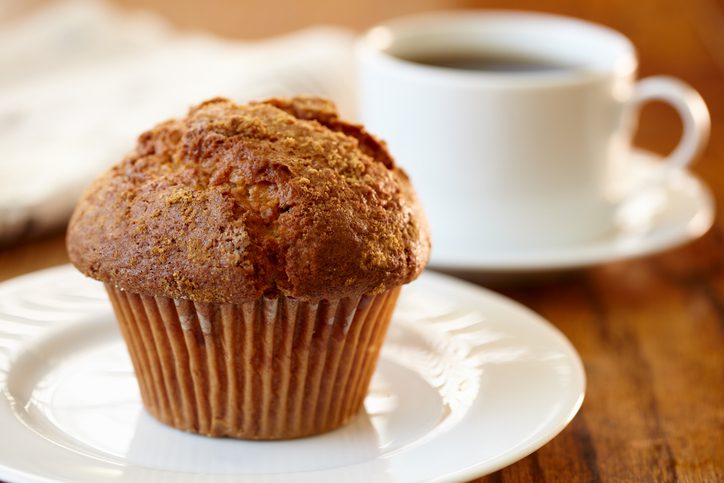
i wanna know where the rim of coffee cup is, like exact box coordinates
[357,10,638,87]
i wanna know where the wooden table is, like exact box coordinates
[2,0,722,481]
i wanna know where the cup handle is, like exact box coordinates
[629,76,710,173]
[615,77,710,228]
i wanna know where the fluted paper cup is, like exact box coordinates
[104,285,400,440]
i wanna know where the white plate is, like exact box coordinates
[0,265,585,483]
[430,149,716,272]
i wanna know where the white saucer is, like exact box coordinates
[0,266,584,483]
[430,149,715,272]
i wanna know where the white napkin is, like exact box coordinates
[0,0,356,243]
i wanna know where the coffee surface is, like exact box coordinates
[399,51,576,73]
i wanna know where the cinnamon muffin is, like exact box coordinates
[67,96,430,439]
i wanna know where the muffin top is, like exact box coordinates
[67,96,430,303]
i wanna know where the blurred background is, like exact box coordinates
[0,0,722,245]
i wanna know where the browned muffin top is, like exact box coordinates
[67,96,430,302]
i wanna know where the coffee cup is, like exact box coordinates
[356,11,710,254]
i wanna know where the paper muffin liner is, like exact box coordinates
[104,284,400,440]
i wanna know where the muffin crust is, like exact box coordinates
[67,97,430,302]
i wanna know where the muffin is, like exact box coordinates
[66,96,430,439]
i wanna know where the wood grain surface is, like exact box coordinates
[1,0,722,481]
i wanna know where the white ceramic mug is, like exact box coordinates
[357,11,710,253]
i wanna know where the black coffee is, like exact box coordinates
[399,51,575,73]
